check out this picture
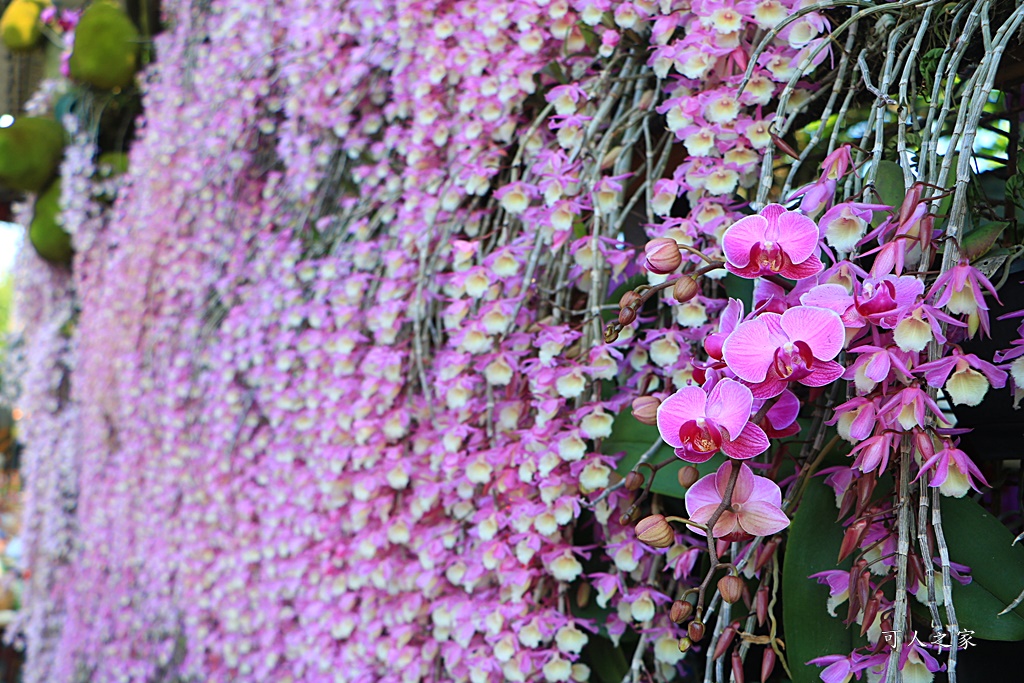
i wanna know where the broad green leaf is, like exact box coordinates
[962,220,1008,261]
[783,478,855,683]
[933,495,1024,640]
[723,273,753,312]
[583,635,629,683]
[873,160,906,210]
[604,412,723,500]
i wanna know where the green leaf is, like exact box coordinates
[919,47,945,98]
[582,635,629,683]
[962,220,1008,261]
[783,478,855,683]
[873,160,907,210]
[723,273,753,312]
[933,495,1024,640]
[604,412,724,501]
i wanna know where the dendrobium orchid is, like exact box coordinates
[928,258,1000,336]
[685,461,790,540]
[915,437,989,498]
[721,203,823,279]
[656,378,769,462]
[915,347,1008,407]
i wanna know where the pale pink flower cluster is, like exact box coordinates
[18,0,995,681]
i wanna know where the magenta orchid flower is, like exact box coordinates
[722,204,823,280]
[809,651,887,683]
[818,201,888,253]
[914,436,988,498]
[843,344,914,394]
[878,386,948,431]
[928,258,1000,337]
[915,347,1008,407]
[828,396,878,443]
[684,461,790,540]
[809,569,851,617]
[656,378,769,463]
[849,431,896,474]
[722,305,846,398]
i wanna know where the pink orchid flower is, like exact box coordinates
[843,343,914,394]
[685,461,790,540]
[915,347,1007,407]
[722,204,823,280]
[849,431,895,474]
[656,378,769,463]
[914,435,988,498]
[722,305,846,398]
[809,652,887,683]
[928,258,1000,337]
[828,396,878,443]
[878,385,948,431]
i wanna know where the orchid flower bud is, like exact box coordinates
[631,396,660,426]
[635,514,674,548]
[645,237,682,274]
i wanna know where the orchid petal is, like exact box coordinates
[722,422,770,460]
[723,318,775,382]
[747,373,788,399]
[863,352,891,382]
[684,473,722,511]
[765,390,800,431]
[737,501,790,536]
[675,446,718,464]
[722,215,767,268]
[657,387,707,448]
[748,474,783,508]
[775,210,820,264]
[780,306,845,360]
[780,254,824,280]
[801,360,845,387]
[721,461,755,502]
[706,378,753,439]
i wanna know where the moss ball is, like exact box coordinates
[68,1,140,90]
[0,116,65,192]
[29,180,72,266]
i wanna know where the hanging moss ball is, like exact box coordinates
[0,0,45,51]
[68,1,140,91]
[0,116,65,192]
[29,180,72,265]
[97,151,128,175]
